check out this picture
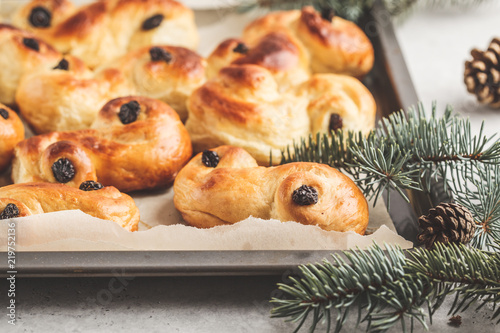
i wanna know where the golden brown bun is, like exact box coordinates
[243,6,374,78]
[174,146,369,234]
[186,64,375,165]
[0,24,63,106]
[100,45,206,122]
[16,61,132,134]
[16,45,206,133]
[0,104,25,173]
[0,182,139,231]
[207,32,310,89]
[12,96,192,192]
[186,64,310,164]
[12,0,199,68]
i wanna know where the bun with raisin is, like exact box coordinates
[0,182,139,231]
[12,96,192,192]
[174,145,369,234]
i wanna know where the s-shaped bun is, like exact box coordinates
[174,145,369,234]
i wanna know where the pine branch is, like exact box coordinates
[271,242,500,332]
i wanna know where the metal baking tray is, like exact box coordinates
[0,0,421,277]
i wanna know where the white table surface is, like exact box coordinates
[2,2,500,333]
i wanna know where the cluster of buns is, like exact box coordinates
[174,146,369,233]
[12,0,199,68]
[0,3,376,234]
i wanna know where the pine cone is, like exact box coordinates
[464,37,500,108]
[417,203,476,249]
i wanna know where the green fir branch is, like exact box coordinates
[271,242,500,332]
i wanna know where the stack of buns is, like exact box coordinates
[0,2,376,234]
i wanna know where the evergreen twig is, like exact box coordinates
[271,242,500,332]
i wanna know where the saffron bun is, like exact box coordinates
[173,145,369,234]
[186,64,376,165]
[15,45,206,133]
[0,24,62,106]
[0,104,25,173]
[242,6,374,78]
[12,96,192,192]
[0,182,140,231]
[12,0,199,68]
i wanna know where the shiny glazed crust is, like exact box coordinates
[0,104,25,173]
[242,6,374,78]
[186,64,375,165]
[12,0,199,68]
[12,96,192,192]
[0,182,140,231]
[173,146,369,234]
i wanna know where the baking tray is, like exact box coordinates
[0,0,420,277]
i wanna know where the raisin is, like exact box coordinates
[0,108,8,120]
[52,158,75,183]
[118,100,141,124]
[233,42,249,54]
[321,8,335,21]
[53,58,69,71]
[292,185,318,206]
[329,113,343,132]
[79,180,104,191]
[23,38,40,52]
[202,150,219,168]
[149,47,172,63]
[0,203,20,220]
[29,6,52,28]
[142,14,164,30]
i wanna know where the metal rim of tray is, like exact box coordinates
[0,0,421,277]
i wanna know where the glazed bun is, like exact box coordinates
[16,56,131,134]
[16,45,206,133]
[101,45,206,121]
[0,182,139,231]
[243,6,374,78]
[207,32,310,89]
[0,104,25,173]
[0,24,62,106]
[174,146,369,234]
[186,64,310,165]
[12,0,199,68]
[186,64,375,165]
[12,96,192,192]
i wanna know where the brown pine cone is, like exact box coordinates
[464,37,500,108]
[417,202,476,249]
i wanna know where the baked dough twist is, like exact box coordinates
[174,146,369,234]
[242,6,374,78]
[12,0,199,68]
[0,104,25,173]
[186,64,375,165]
[0,24,63,106]
[0,182,139,231]
[15,45,206,133]
[12,96,192,192]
